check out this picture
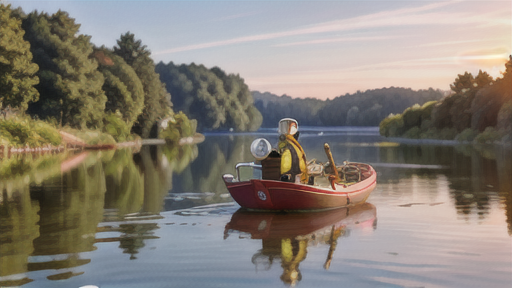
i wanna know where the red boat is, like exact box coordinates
[223,139,377,211]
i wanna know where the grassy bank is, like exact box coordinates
[0,111,199,154]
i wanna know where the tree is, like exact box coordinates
[0,4,39,112]
[474,70,493,89]
[470,56,512,131]
[23,10,106,129]
[156,62,262,131]
[94,48,144,127]
[450,72,475,94]
[114,32,171,137]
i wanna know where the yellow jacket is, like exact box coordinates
[279,135,308,182]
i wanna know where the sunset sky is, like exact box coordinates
[8,0,512,100]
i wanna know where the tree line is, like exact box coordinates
[379,57,512,143]
[253,87,445,127]
[0,4,261,145]
[155,62,262,132]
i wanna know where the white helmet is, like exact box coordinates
[278,118,298,136]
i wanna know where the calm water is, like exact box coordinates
[1,127,511,288]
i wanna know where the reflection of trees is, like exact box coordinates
[134,145,173,214]
[0,142,199,284]
[173,135,255,200]
[96,223,159,260]
[495,147,512,235]
[0,185,40,287]
[103,149,145,218]
[378,144,511,222]
[28,156,106,280]
[0,151,105,284]
[103,143,198,219]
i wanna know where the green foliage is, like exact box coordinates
[254,87,444,127]
[156,62,262,132]
[403,126,421,139]
[32,120,62,145]
[160,111,197,143]
[385,57,511,143]
[0,116,61,147]
[450,72,475,94]
[497,100,512,133]
[455,128,479,142]
[114,32,172,138]
[379,113,404,137]
[0,4,39,112]
[61,127,116,146]
[22,10,107,129]
[402,104,422,131]
[474,127,504,144]
[437,127,458,140]
[94,49,144,128]
[470,56,511,133]
[102,111,131,142]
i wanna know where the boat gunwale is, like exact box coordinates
[223,163,377,196]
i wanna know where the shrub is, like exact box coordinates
[379,113,404,137]
[455,128,479,142]
[474,127,504,144]
[0,116,62,147]
[160,111,197,143]
[103,112,131,142]
[437,127,458,140]
[33,121,62,145]
[404,127,421,139]
[402,104,422,131]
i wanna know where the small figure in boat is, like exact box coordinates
[278,118,308,183]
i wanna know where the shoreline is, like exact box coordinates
[385,137,511,147]
[0,133,205,157]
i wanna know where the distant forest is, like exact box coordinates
[253,88,445,127]
[2,3,509,144]
[379,57,512,143]
[155,62,262,132]
[0,4,261,142]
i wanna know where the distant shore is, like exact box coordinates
[1,132,205,156]
[385,137,511,146]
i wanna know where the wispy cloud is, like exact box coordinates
[273,35,401,47]
[249,52,510,85]
[411,38,507,48]
[154,0,508,55]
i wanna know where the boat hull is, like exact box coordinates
[223,164,376,211]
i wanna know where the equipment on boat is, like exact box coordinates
[222,137,377,211]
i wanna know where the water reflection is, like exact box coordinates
[377,143,512,231]
[96,223,160,260]
[0,143,198,285]
[224,203,377,286]
[0,129,511,287]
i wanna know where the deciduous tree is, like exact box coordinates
[114,32,172,137]
[23,10,106,129]
[0,4,39,112]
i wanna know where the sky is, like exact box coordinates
[7,0,512,100]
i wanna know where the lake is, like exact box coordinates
[1,127,511,288]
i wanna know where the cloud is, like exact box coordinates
[153,0,509,55]
[272,35,402,47]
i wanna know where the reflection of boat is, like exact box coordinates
[224,203,377,286]
[222,138,377,211]
[224,203,377,240]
